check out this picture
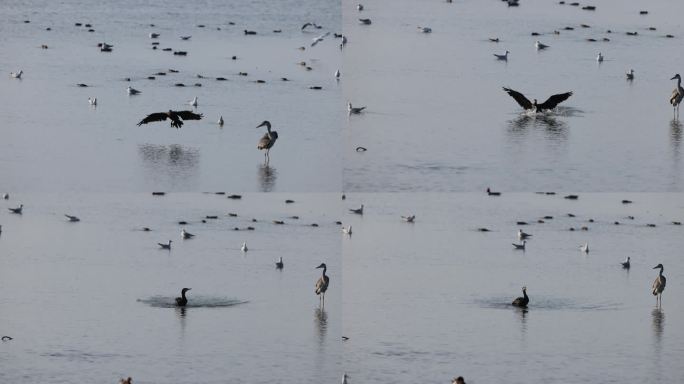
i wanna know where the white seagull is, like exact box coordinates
[10,70,23,79]
[64,214,80,222]
[580,243,589,253]
[535,41,549,50]
[181,228,194,239]
[518,229,532,240]
[218,115,224,126]
[241,242,248,252]
[342,225,352,235]
[127,86,141,95]
[494,50,509,60]
[88,97,97,106]
[335,69,341,80]
[596,52,604,62]
[311,32,330,47]
[189,96,198,107]
[348,103,366,114]
[401,215,415,223]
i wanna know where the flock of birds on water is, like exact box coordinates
[7,12,346,166]
[4,1,683,383]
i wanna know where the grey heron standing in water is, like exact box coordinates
[315,263,329,307]
[670,74,683,118]
[652,264,666,307]
[256,120,278,162]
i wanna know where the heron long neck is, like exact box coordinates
[659,266,664,276]
[321,266,327,277]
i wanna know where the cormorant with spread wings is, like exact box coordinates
[137,110,203,128]
[503,87,573,112]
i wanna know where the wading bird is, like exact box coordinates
[652,264,666,307]
[670,74,683,118]
[503,87,573,113]
[512,286,529,307]
[137,110,202,128]
[256,120,278,162]
[175,288,191,306]
[315,263,329,306]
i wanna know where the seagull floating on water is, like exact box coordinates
[276,257,284,269]
[65,214,80,222]
[218,115,224,126]
[348,103,366,114]
[518,229,531,240]
[359,18,372,25]
[88,97,97,106]
[181,228,194,239]
[158,240,172,249]
[535,40,549,50]
[626,69,634,80]
[335,69,340,80]
[580,243,589,253]
[149,33,159,38]
[512,240,526,250]
[349,205,364,215]
[127,86,141,95]
[8,204,23,214]
[503,87,573,113]
[180,35,191,40]
[596,52,604,62]
[401,215,415,222]
[241,242,248,252]
[621,256,630,269]
[494,50,509,60]
[10,70,23,79]
[189,96,198,107]
[342,225,352,235]
[417,26,432,33]
[357,3,364,11]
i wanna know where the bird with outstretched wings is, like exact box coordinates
[503,87,572,112]
[137,110,203,128]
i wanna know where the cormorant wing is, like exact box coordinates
[137,112,169,126]
[538,91,573,110]
[503,87,533,110]
[173,110,203,121]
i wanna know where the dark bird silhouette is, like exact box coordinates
[8,204,23,214]
[175,288,191,306]
[503,87,573,112]
[652,264,666,307]
[276,257,284,269]
[315,263,330,306]
[621,257,630,269]
[256,120,278,161]
[137,110,202,128]
[512,286,529,307]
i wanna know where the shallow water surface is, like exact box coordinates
[342,193,684,383]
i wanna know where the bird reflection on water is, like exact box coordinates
[508,112,568,140]
[258,163,277,192]
[315,307,328,346]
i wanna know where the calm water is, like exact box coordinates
[0,0,342,193]
[0,193,341,383]
[343,0,684,192]
[343,193,684,383]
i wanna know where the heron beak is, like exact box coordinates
[256,121,266,128]
[672,76,678,80]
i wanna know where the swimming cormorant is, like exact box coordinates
[175,288,191,306]
[512,286,529,307]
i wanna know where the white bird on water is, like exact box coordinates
[535,40,549,50]
[241,242,248,252]
[518,229,532,240]
[401,215,415,223]
[335,69,341,80]
[127,86,141,95]
[10,70,23,79]
[417,26,432,33]
[596,52,604,62]
[357,4,364,11]
[88,97,97,106]
[493,50,509,60]
[218,115,224,126]
[580,243,589,253]
[190,96,198,107]
[181,228,194,239]
[342,225,352,235]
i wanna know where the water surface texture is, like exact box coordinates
[343,193,684,383]
[0,193,341,383]
[0,0,341,192]
[343,0,684,191]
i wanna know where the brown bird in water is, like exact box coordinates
[137,110,202,129]
[256,120,278,161]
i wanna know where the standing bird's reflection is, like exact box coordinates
[258,163,277,192]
